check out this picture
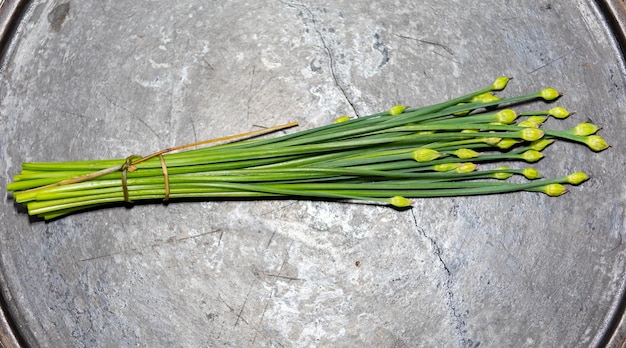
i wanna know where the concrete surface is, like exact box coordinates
[1,0,626,347]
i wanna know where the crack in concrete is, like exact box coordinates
[410,210,476,347]
[281,1,360,116]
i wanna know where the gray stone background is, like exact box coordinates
[1,0,625,347]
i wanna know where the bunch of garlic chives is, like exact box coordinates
[7,77,609,220]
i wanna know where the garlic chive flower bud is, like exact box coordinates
[492,76,510,91]
[522,167,542,179]
[389,196,414,208]
[461,129,479,133]
[540,88,561,101]
[520,128,545,141]
[454,105,471,116]
[529,138,555,151]
[413,148,442,162]
[517,120,541,128]
[471,92,490,103]
[541,184,568,197]
[433,163,461,172]
[453,148,480,159]
[526,116,547,125]
[496,138,520,150]
[570,122,600,136]
[518,117,546,128]
[493,167,514,179]
[520,150,544,162]
[566,172,589,185]
[494,173,513,180]
[584,135,610,151]
[389,105,407,115]
[418,130,436,135]
[496,109,518,124]
[482,137,503,145]
[334,115,352,124]
[548,106,570,119]
[482,94,501,103]
[456,163,477,173]
[472,92,500,103]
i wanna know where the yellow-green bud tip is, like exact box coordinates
[413,148,442,162]
[389,196,413,208]
[453,148,480,159]
[493,168,513,180]
[389,105,407,116]
[540,87,561,101]
[482,136,503,145]
[494,173,513,180]
[571,122,600,136]
[522,167,542,179]
[496,138,520,150]
[455,163,477,173]
[433,163,461,172]
[520,150,544,162]
[472,92,500,103]
[454,108,471,116]
[584,135,610,152]
[566,172,589,185]
[548,106,570,119]
[529,138,555,151]
[541,184,568,197]
[517,120,541,128]
[496,109,518,124]
[491,76,510,91]
[520,128,545,141]
[333,115,352,124]
[526,116,548,125]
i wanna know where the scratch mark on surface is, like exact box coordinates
[219,293,237,313]
[265,273,303,281]
[396,34,456,57]
[159,229,222,246]
[76,229,221,263]
[251,303,270,345]
[190,116,198,144]
[217,230,224,247]
[262,201,298,218]
[265,242,302,281]
[201,56,215,71]
[247,65,256,120]
[266,231,277,249]
[235,285,253,327]
[78,251,123,263]
[101,93,161,140]
[528,50,574,74]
